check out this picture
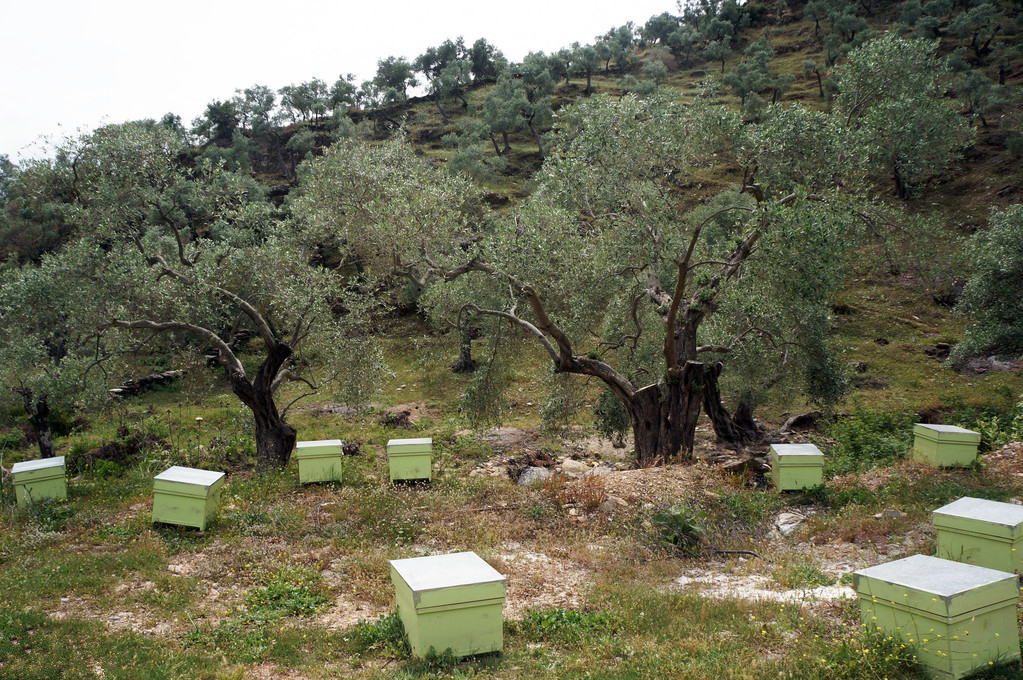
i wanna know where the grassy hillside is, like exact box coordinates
[2,4,1023,679]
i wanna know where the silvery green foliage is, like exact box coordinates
[834,33,973,196]
[0,243,118,419]
[36,122,381,418]
[952,205,1023,363]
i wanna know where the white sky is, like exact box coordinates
[1,0,675,161]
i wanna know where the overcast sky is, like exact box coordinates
[1,0,675,161]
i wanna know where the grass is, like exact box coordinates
[2,12,1023,680]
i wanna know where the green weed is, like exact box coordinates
[826,407,915,474]
[651,506,707,556]
[245,565,330,620]
[515,607,615,645]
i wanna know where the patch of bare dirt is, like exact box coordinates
[956,356,1023,376]
[983,442,1023,479]
[590,460,727,507]
[492,542,592,618]
[49,589,184,638]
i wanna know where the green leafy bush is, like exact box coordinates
[0,429,25,449]
[245,566,330,620]
[972,400,1023,452]
[651,506,707,556]
[826,407,914,474]
[515,607,613,644]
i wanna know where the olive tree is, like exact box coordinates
[292,139,491,373]
[951,205,1023,364]
[32,123,379,469]
[0,249,117,458]
[834,34,973,198]
[305,96,858,465]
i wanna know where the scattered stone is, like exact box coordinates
[874,510,908,520]
[924,343,952,361]
[109,370,184,397]
[774,512,806,536]
[517,466,554,486]
[583,465,613,478]
[378,410,413,428]
[560,459,590,477]
[719,455,771,475]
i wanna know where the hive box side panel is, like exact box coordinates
[389,453,432,482]
[935,529,1022,574]
[297,456,343,483]
[14,476,67,507]
[913,433,978,468]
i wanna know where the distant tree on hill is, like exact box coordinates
[835,34,973,198]
[704,40,732,73]
[374,56,418,109]
[468,38,506,83]
[572,42,601,94]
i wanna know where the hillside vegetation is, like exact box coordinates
[2,0,1023,678]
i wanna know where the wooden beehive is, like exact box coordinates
[853,554,1020,680]
[294,439,344,484]
[152,466,225,531]
[389,551,506,658]
[11,456,67,508]
[769,444,824,491]
[913,424,981,468]
[386,437,432,482]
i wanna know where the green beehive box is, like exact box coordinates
[389,551,506,659]
[769,444,824,491]
[853,554,1020,679]
[934,497,1023,574]
[387,437,432,482]
[152,466,225,531]
[11,456,67,508]
[294,439,344,484]
[913,424,980,468]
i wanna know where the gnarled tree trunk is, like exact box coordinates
[701,362,763,445]
[17,390,55,459]
[226,342,297,470]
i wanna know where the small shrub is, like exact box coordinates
[515,607,614,645]
[344,612,409,657]
[594,387,630,448]
[972,401,1023,453]
[245,565,330,620]
[775,560,832,589]
[0,429,26,449]
[651,506,707,556]
[541,471,569,505]
[562,475,608,511]
[22,497,74,532]
[719,486,777,527]
[826,407,914,474]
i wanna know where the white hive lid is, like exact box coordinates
[771,444,823,457]
[934,496,1023,529]
[154,465,225,487]
[915,424,978,435]
[12,456,65,473]
[387,437,432,447]
[854,554,1014,597]
[390,551,505,594]
[297,439,343,448]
